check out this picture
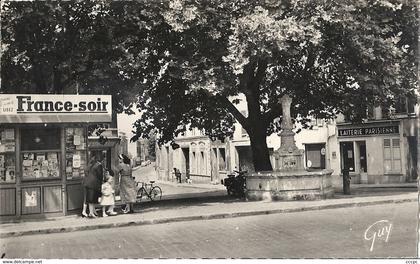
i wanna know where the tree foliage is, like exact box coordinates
[1,0,417,171]
[130,0,418,170]
[147,130,157,162]
[1,1,136,114]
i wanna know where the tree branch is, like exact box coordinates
[238,58,258,94]
[251,58,268,91]
[216,94,249,129]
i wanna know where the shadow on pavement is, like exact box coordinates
[132,186,418,215]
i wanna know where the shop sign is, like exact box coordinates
[0,94,112,123]
[338,125,399,137]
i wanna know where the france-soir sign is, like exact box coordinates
[0,94,112,123]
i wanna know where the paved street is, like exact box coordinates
[2,202,416,259]
[132,163,157,182]
[131,164,226,198]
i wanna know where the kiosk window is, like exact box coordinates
[65,128,87,179]
[21,127,61,180]
[0,128,16,183]
[384,138,401,173]
[21,128,60,151]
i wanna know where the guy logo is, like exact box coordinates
[364,220,392,252]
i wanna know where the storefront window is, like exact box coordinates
[305,144,326,169]
[0,128,16,183]
[384,138,401,173]
[65,128,87,179]
[21,127,61,180]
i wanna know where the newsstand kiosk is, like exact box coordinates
[0,94,112,221]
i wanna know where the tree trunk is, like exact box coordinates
[244,64,273,171]
[248,125,273,172]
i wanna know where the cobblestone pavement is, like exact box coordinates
[2,202,416,259]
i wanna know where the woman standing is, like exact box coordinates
[118,154,137,214]
[83,151,104,218]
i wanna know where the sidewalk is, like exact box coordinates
[0,183,417,238]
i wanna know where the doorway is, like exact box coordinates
[89,148,111,170]
[357,141,368,184]
[357,141,367,173]
[340,142,355,172]
[181,148,190,180]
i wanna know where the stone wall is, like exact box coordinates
[246,170,334,201]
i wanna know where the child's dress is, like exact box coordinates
[100,182,115,206]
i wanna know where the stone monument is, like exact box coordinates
[274,95,305,171]
[245,95,334,201]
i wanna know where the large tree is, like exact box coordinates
[2,0,417,171]
[126,0,418,171]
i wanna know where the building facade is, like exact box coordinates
[136,139,150,164]
[155,95,418,187]
[156,127,230,184]
[335,104,418,184]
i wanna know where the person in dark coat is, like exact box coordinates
[83,151,104,218]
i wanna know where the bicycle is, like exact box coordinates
[135,181,162,202]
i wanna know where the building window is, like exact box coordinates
[240,111,248,137]
[384,138,401,173]
[305,144,326,169]
[310,118,324,128]
[218,148,226,171]
[192,152,196,174]
[241,127,248,137]
[200,151,205,174]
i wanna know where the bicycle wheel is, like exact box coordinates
[136,188,145,203]
[150,186,162,201]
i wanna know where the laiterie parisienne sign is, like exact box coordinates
[0,94,112,123]
[338,125,399,137]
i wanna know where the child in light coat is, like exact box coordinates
[100,170,117,217]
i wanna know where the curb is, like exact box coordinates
[0,196,416,239]
[157,181,225,191]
